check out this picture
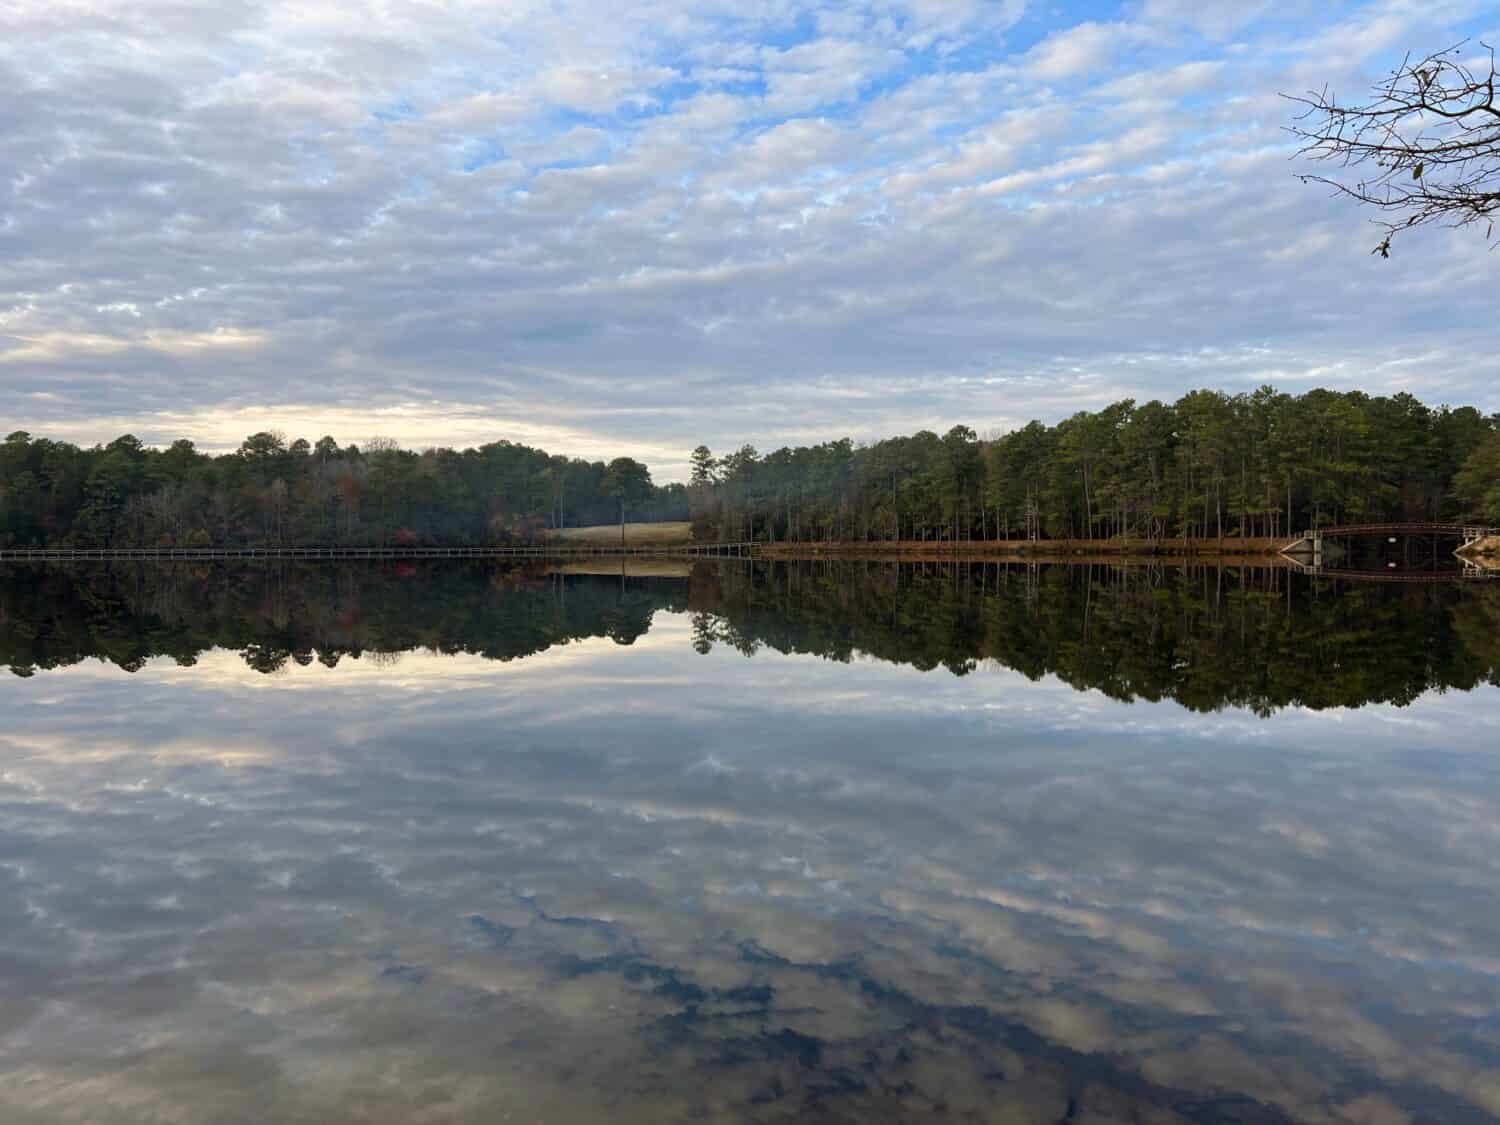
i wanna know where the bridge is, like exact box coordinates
[1284,562,1497,583]
[1281,523,1497,566]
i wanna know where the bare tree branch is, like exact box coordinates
[1285,41,1500,256]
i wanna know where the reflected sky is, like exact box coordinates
[3,582,1500,1123]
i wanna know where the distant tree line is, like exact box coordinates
[0,430,685,547]
[690,388,1500,543]
[7,386,1499,550]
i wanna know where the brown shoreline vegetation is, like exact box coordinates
[757,536,1297,561]
[1460,535,1500,558]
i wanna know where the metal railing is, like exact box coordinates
[0,542,758,562]
[1294,523,1496,539]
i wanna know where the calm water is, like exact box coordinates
[2,561,1500,1124]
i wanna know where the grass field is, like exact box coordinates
[547,559,694,577]
[547,521,693,545]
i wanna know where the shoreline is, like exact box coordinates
[754,537,1298,562]
[3,536,1495,573]
[1458,535,1500,559]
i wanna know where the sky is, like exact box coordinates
[2,0,1497,479]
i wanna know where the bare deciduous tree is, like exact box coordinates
[1287,42,1500,256]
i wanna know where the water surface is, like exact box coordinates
[2,562,1499,1123]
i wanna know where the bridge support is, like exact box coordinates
[1279,529,1323,567]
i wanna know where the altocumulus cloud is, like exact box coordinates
[1,0,1496,477]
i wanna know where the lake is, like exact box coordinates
[2,560,1499,1123]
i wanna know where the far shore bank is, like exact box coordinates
[1459,535,1500,559]
[754,537,1298,561]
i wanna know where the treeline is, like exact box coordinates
[8,386,1500,550]
[690,388,1500,543]
[0,431,686,547]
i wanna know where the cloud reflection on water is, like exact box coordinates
[2,614,1500,1122]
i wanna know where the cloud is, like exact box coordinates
[1137,0,1272,39]
[0,328,267,364]
[0,0,1496,475]
[538,64,677,112]
[1026,21,1128,80]
[25,399,691,469]
[428,91,534,131]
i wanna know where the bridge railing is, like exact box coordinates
[1293,523,1497,539]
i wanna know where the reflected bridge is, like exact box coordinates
[1281,522,1498,574]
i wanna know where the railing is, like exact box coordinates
[0,543,758,562]
[1286,560,1496,583]
[1294,523,1497,539]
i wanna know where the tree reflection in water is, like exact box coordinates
[4,560,1498,715]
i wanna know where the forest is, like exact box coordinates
[5,386,1500,550]
[690,387,1500,544]
[0,430,685,548]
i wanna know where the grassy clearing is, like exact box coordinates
[1460,535,1500,559]
[547,521,694,545]
[547,559,693,577]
